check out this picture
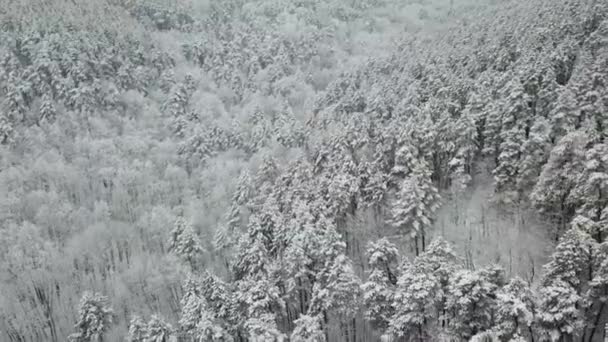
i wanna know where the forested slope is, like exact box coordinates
[1,0,608,341]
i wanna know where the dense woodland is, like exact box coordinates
[1,0,608,341]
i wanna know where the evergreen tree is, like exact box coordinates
[388,264,440,341]
[69,292,114,342]
[127,316,147,342]
[387,162,440,255]
[168,217,204,270]
[541,228,593,290]
[550,86,580,141]
[446,266,505,340]
[145,315,173,342]
[361,238,399,328]
[494,277,536,341]
[290,315,326,342]
[531,131,588,236]
[536,281,583,342]
[493,78,531,200]
[39,93,56,123]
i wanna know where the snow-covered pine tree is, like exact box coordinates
[290,315,326,342]
[39,92,56,124]
[493,78,531,201]
[168,217,204,270]
[536,280,583,342]
[387,161,440,255]
[145,315,173,342]
[127,315,147,342]
[446,266,505,340]
[550,86,580,142]
[68,292,114,342]
[362,238,399,329]
[586,243,608,342]
[531,131,588,237]
[179,275,232,341]
[165,77,194,138]
[516,116,551,199]
[571,143,608,242]
[541,227,593,291]
[388,263,440,341]
[494,277,536,341]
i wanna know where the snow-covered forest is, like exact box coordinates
[1,0,608,341]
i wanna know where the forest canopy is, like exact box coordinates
[1,0,608,341]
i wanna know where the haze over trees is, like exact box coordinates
[1,0,608,341]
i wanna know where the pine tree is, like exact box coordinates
[127,315,147,342]
[536,281,583,342]
[585,244,608,342]
[0,113,13,144]
[448,111,476,192]
[531,131,588,236]
[309,254,361,318]
[362,238,399,329]
[494,277,536,341]
[145,315,173,342]
[359,161,388,210]
[39,93,56,123]
[536,227,596,341]
[550,86,580,141]
[446,266,505,340]
[387,162,440,255]
[571,143,608,242]
[541,228,593,290]
[179,275,232,342]
[69,292,114,342]
[168,217,204,270]
[165,79,193,138]
[516,116,551,198]
[388,264,440,341]
[493,79,530,200]
[290,315,326,342]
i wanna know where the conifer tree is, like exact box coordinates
[168,217,204,270]
[69,292,114,342]
[387,162,440,255]
[127,316,147,342]
[290,315,326,342]
[145,315,173,342]
[494,277,536,341]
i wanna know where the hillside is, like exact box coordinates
[1,0,608,341]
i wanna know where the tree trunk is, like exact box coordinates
[589,298,606,342]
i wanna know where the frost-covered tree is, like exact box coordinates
[541,228,593,290]
[494,277,536,341]
[145,315,173,342]
[493,78,531,200]
[388,264,440,341]
[531,131,588,237]
[127,316,147,342]
[362,238,399,329]
[571,143,608,242]
[290,315,326,342]
[179,273,237,340]
[516,116,551,198]
[387,162,440,255]
[69,292,114,342]
[446,266,505,340]
[165,76,197,138]
[309,253,362,318]
[39,93,56,123]
[168,217,204,270]
[550,86,580,141]
[536,281,583,342]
